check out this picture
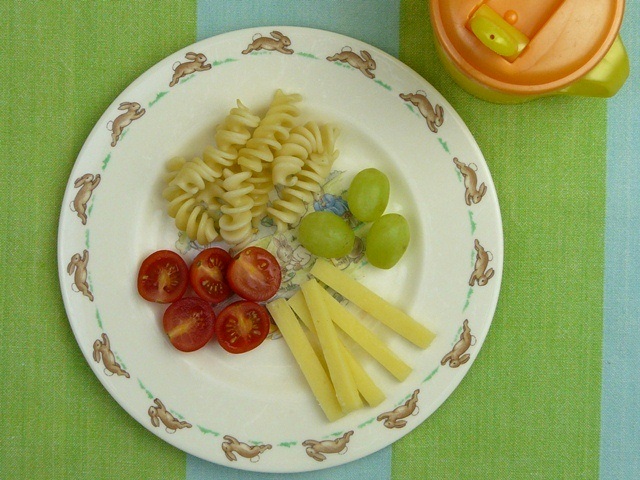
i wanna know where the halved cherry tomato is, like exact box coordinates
[189,247,233,304]
[215,301,271,354]
[137,250,189,303]
[162,297,216,352]
[226,247,282,302]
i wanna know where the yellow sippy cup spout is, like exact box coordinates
[468,5,529,62]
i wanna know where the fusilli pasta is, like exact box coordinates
[163,184,220,245]
[203,100,260,177]
[161,91,341,246]
[271,121,325,187]
[246,165,274,225]
[236,89,302,224]
[267,123,340,231]
[218,167,255,244]
[237,89,302,173]
[168,157,218,194]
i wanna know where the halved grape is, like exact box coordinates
[365,213,410,269]
[298,211,355,258]
[347,168,390,222]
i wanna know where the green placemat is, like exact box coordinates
[0,2,195,478]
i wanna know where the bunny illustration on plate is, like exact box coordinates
[400,91,444,133]
[469,239,494,287]
[242,31,293,55]
[302,430,354,462]
[441,319,475,368]
[453,157,487,205]
[377,389,420,429]
[148,398,192,433]
[272,235,312,281]
[326,47,376,79]
[67,250,93,301]
[221,435,272,462]
[107,101,145,147]
[93,333,129,378]
[169,52,211,87]
[70,173,100,225]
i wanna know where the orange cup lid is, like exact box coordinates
[431,0,625,95]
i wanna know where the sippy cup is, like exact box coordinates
[430,0,629,103]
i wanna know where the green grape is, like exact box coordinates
[298,211,355,258]
[347,168,390,222]
[365,213,410,269]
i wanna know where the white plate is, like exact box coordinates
[57,26,503,473]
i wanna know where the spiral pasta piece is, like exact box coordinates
[246,165,274,224]
[164,156,186,184]
[195,177,226,211]
[259,89,302,143]
[162,154,224,244]
[203,100,260,177]
[218,168,255,244]
[168,157,218,194]
[162,184,220,245]
[185,204,219,246]
[237,89,302,173]
[272,121,325,186]
[267,123,340,231]
[236,136,280,173]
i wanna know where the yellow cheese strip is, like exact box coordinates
[342,346,386,407]
[287,290,317,332]
[303,326,329,373]
[266,298,343,422]
[287,293,328,371]
[310,259,436,348]
[301,279,363,413]
[288,291,386,407]
[318,286,413,381]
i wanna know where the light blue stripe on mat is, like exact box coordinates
[197,0,401,57]
[188,1,399,478]
[600,2,640,479]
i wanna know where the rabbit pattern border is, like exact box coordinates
[169,52,211,87]
[107,101,145,147]
[93,333,130,378]
[61,27,499,467]
[70,173,101,225]
[327,47,377,79]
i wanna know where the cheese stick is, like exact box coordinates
[310,259,435,348]
[318,286,413,381]
[288,291,386,407]
[266,298,343,422]
[301,279,363,413]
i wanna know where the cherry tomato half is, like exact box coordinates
[162,297,216,352]
[189,247,233,304]
[137,250,189,303]
[215,301,271,354]
[226,247,282,302]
